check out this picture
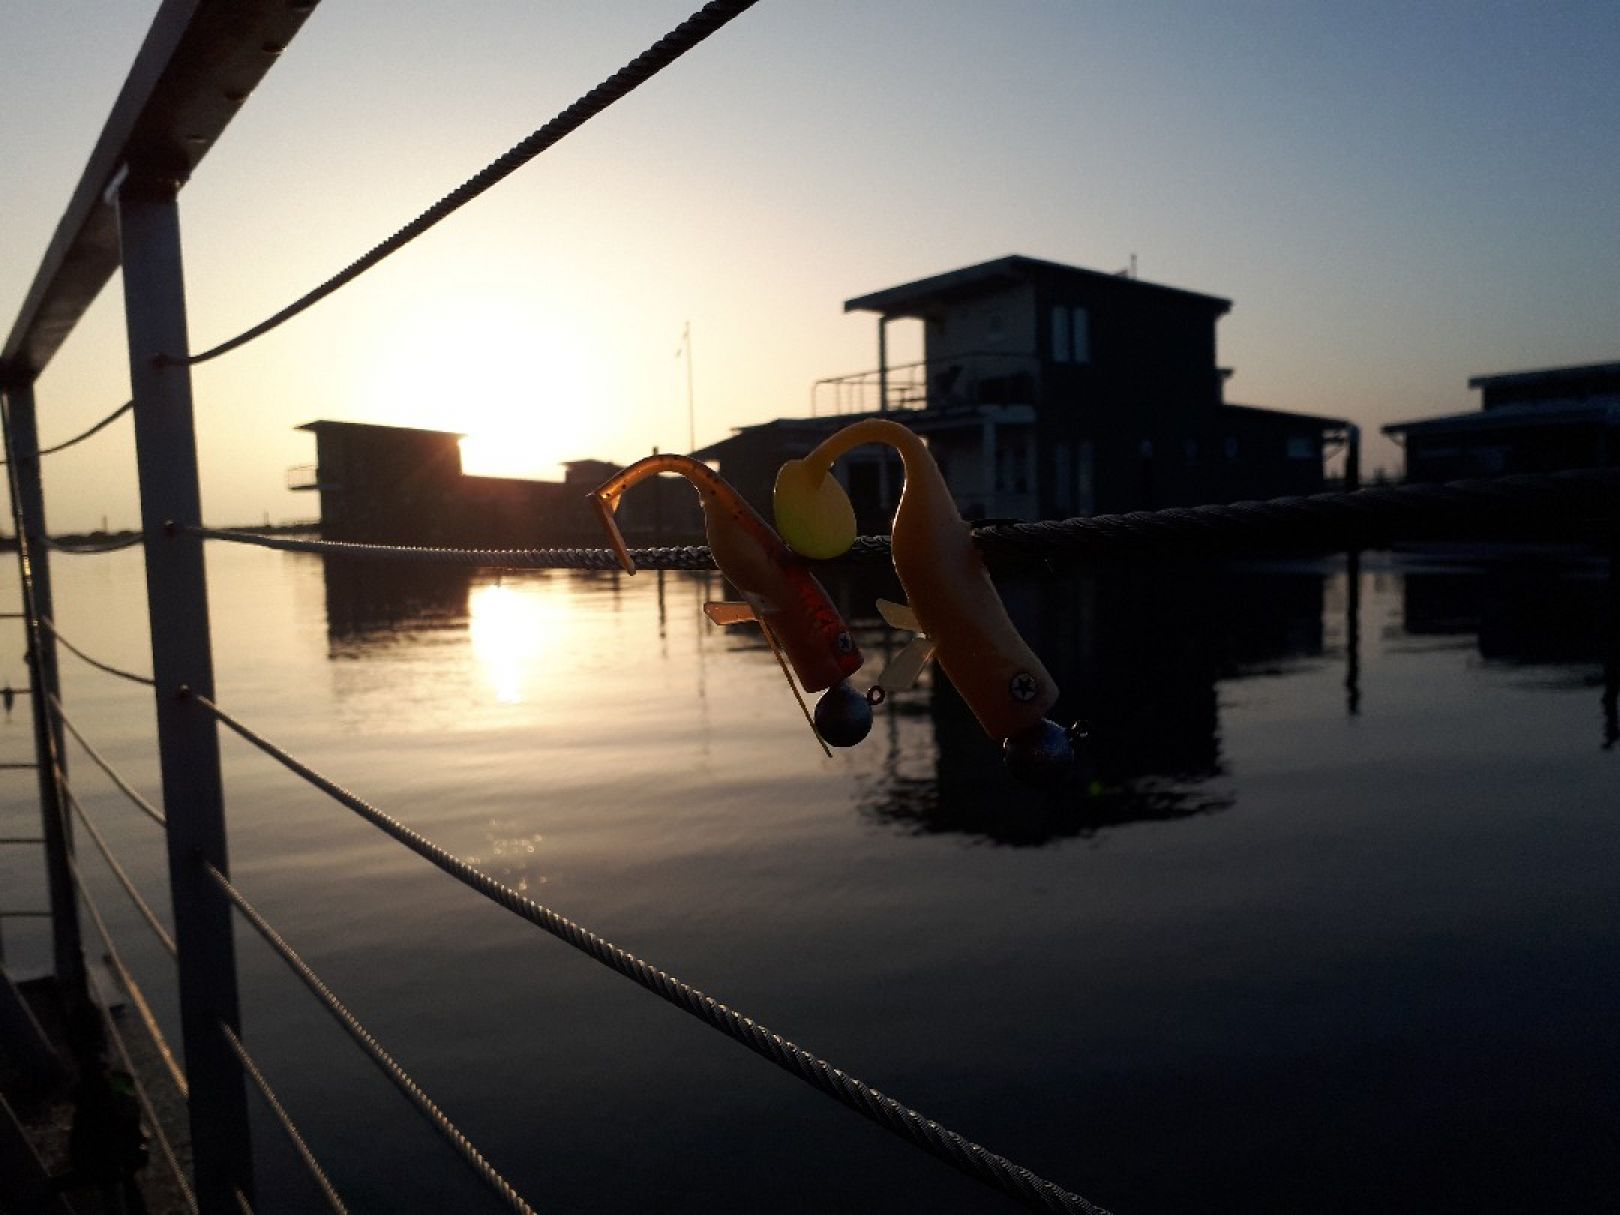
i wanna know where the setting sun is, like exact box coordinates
[360,288,606,480]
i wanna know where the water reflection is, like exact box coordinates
[826,563,1331,844]
[322,558,471,642]
[1400,558,1620,746]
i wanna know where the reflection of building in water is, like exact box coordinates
[291,421,699,546]
[839,562,1330,846]
[321,558,473,641]
[1402,563,1620,748]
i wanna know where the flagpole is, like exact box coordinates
[683,321,696,453]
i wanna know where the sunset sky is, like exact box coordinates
[3,1,1618,532]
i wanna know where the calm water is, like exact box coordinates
[2,546,1616,1212]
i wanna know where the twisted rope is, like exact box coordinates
[194,692,1107,1214]
[50,696,167,828]
[219,1024,349,1215]
[41,531,143,554]
[83,965,198,1214]
[60,775,176,956]
[178,0,761,365]
[188,469,1620,570]
[70,852,189,1099]
[41,619,155,687]
[205,864,536,1215]
[0,399,133,466]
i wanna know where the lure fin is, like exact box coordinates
[876,598,921,632]
[878,635,937,692]
[703,601,757,627]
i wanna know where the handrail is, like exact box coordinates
[206,864,536,1215]
[186,468,1620,568]
[193,691,1107,1214]
[60,777,176,956]
[41,621,156,688]
[177,0,762,367]
[49,695,167,828]
[83,966,198,1214]
[219,1024,349,1215]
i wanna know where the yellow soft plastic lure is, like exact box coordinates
[590,454,871,753]
[773,419,1072,783]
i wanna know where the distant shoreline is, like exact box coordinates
[0,519,320,551]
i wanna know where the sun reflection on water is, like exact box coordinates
[468,580,551,704]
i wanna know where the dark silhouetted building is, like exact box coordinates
[696,255,1350,529]
[1383,360,1620,482]
[291,421,697,545]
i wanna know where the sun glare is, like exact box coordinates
[469,580,553,705]
[362,291,605,480]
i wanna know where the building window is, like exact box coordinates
[1184,439,1198,466]
[1051,306,1091,365]
[1224,436,1239,460]
[1071,307,1090,364]
[1286,435,1315,460]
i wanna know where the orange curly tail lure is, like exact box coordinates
[590,454,871,754]
[773,419,1075,785]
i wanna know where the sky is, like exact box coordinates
[3,0,1618,532]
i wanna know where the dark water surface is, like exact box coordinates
[2,547,1616,1212]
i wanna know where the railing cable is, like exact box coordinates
[49,695,167,828]
[83,964,199,1215]
[59,775,176,956]
[194,692,1107,1214]
[177,0,761,366]
[187,468,1620,569]
[0,399,134,466]
[42,532,143,555]
[219,1023,349,1215]
[50,696,167,828]
[41,619,156,687]
[70,853,189,1099]
[204,864,536,1215]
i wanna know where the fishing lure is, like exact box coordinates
[589,453,871,752]
[773,418,1074,784]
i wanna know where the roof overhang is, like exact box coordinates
[844,254,1232,320]
[1,0,320,386]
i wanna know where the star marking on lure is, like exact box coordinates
[1009,672,1038,703]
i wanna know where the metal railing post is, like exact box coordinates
[115,174,253,1210]
[0,381,88,1017]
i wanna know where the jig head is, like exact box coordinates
[772,418,1073,785]
[589,453,871,752]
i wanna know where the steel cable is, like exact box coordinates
[204,864,537,1215]
[83,964,199,1215]
[188,468,1620,570]
[219,1024,349,1215]
[194,692,1108,1214]
[41,619,156,687]
[42,532,144,555]
[50,696,167,828]
[0,399,133,466]
[70,852,189,1099]
[177,0,761,366]
[59,774,176,956]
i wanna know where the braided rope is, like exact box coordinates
[194,692,1107,1214]
[83,965,199,1214]
[0,399,133,466]
[219,1024,349,1215]
[41,619,155,687]
[50,696,167,827]
[179,0,761,365]
[189,469,1620,570]
[70,852,189,1099]
[205,864,536,1215]
[41,531,143,554]
[60,775,176,956]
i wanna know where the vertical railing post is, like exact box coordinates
[0,381,88,1021]
[115,174,254,1210]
